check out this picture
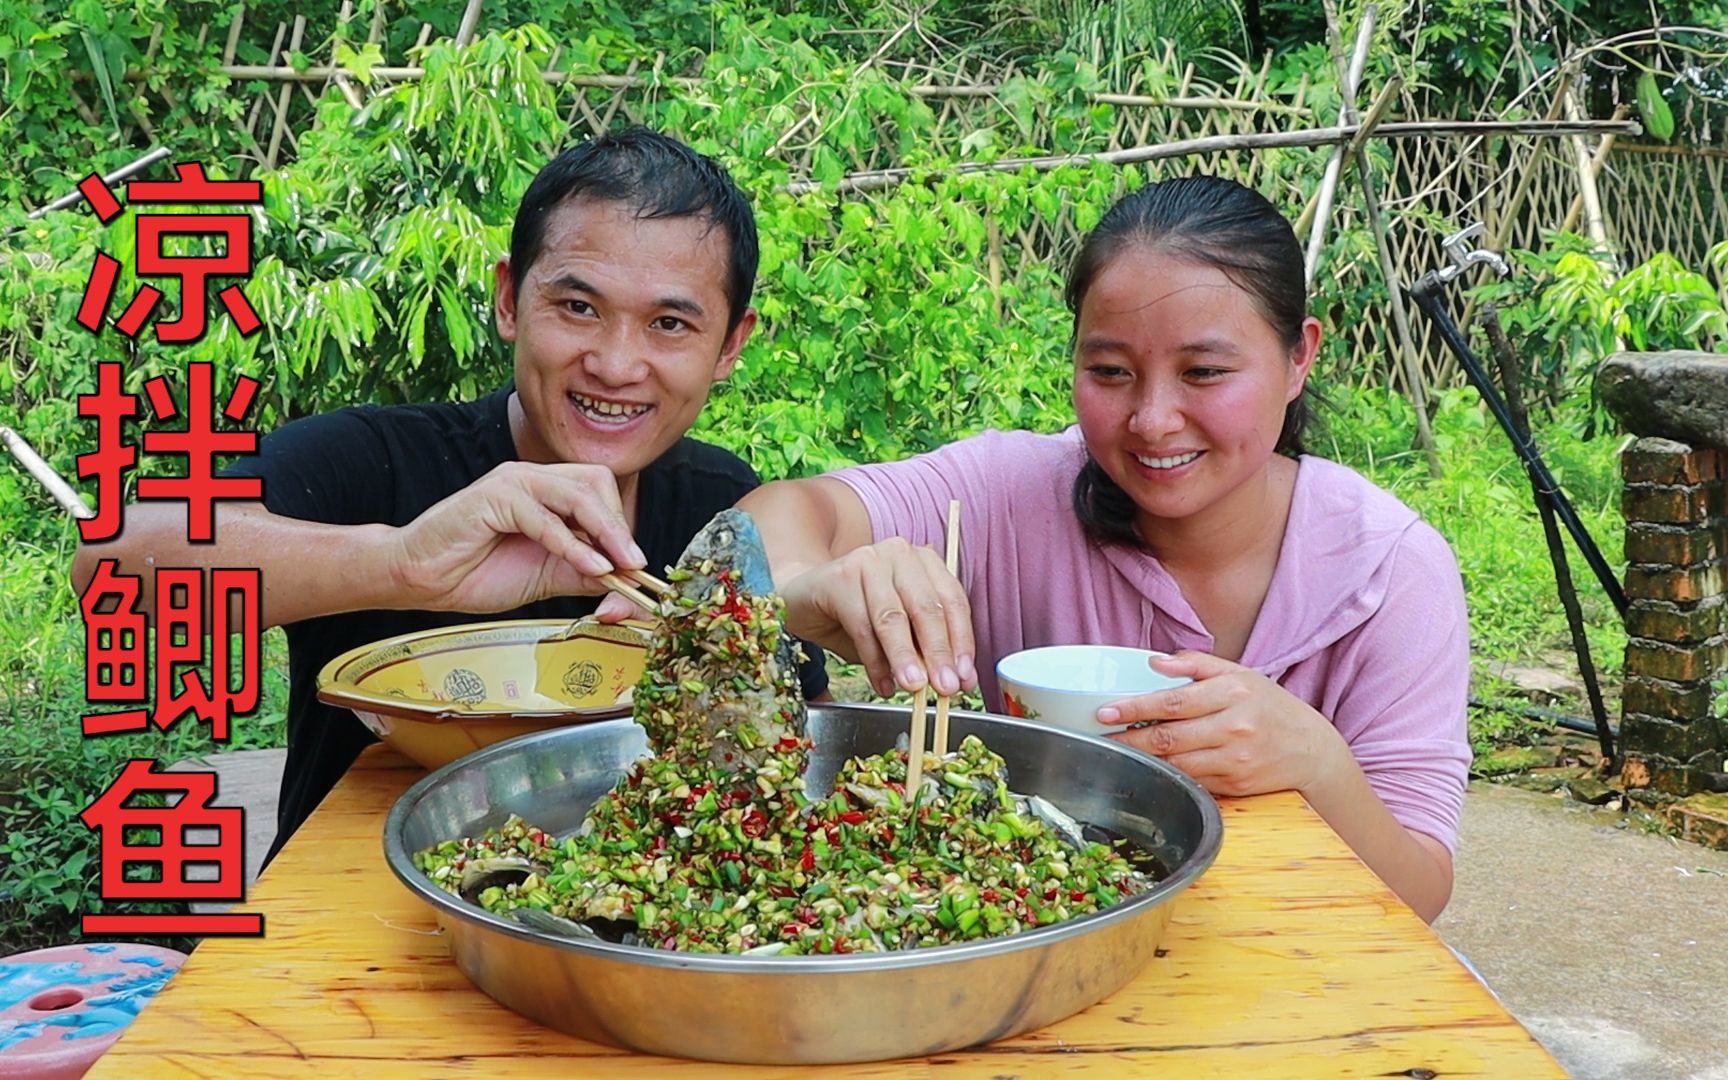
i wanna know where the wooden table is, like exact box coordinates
[90,745,1563,1077]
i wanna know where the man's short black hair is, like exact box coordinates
[509,127,758,333]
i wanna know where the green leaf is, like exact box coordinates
[335,42,384,87]
[1635,72,1674,142]
[78,30,121,135]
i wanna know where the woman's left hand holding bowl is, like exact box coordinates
[1097,652,1350,799]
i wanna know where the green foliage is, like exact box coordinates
[1319,382,1626,681]
[1470,235,1728,436]
[0,522,288,955]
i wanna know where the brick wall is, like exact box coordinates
[1618,437,1728,799]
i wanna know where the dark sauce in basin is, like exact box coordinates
[1081,822,1172,881]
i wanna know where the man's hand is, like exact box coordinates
[388,461,646,613]
[778,537,976,698]
[1096,651,1350,799]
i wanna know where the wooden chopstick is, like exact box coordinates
[906,685,930,800]
[631,568,673,596]
[568,528,675,603]
[907,499,962,797]
[597,573,661,615]
[932,499,962,756]
[549,565,667,645]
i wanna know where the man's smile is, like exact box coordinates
[569,391,653,425]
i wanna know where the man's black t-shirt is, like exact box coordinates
[226,386,827,861]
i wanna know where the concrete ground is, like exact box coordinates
[1435,782,1728,1080]
[188,750,1728,1077]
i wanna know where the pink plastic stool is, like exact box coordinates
[0,943,187,1079]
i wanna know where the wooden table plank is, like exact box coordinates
[90,746,1563,1077]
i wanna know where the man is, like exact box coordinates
[72,127,828,861]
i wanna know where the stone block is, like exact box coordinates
[1624,523,1722,567]
[1472,745,1556,777]
[1619,713,1726,760]
[1623,637,1728,683]
[1626,597,1726,645]
[1625,782,1674,809]
[1621,438,1721,484]
[1624,563,1725,603]
[1565,775,1618,805]
[1622,483,1718,526]
[1622,676,1715,722]
[1501,767,1590,793]
[1597,351,1728,450]
[1665,793,1728,851]
[1652,762,1710,797]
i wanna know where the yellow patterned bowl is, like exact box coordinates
[316,618,654,769]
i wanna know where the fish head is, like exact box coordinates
[674,508,775,598]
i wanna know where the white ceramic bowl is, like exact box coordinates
[996,645,1193,737]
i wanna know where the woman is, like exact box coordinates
[737,175,1470,921]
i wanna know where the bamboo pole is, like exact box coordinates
[780,119,1640,197]
[1560,104,1631,234]
[265,16,306,170]
[1088,93,1310,116]
[1312,2,1439,474]
[222,4,245,66]
[22,147,171,222]
[1293,38,1393,236]
[1353,161,1442,478]
[1300,2,1375,282]
[453,0,484,47]
[245,22,288,137]
[1563,85,1622,353]
[215,62,702,87]
[1564,86,1614,258]
[0,426,94,519]
[331,0,363,109]
[986,217,1004,322]
[1612,142,1728,159]
[113,62,1311,118]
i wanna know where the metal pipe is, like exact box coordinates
[24,146,172,220]
[1479,305,1616,762]
[1405,273,1629,617]
[1469,696,1617,739]
[0,425,94,519]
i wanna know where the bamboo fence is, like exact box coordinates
[84,6,1728,395]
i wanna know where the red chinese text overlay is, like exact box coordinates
[78,760,264,935]
[76,162,263,343]
[76,360,262,543]
[80,559,261,742]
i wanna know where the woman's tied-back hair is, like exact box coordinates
[1068,175,1313,549]
[509,126,759,334]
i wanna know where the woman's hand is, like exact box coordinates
[1102,651,1456,922]
[1097,651,1350,799]
[778,538,977,698]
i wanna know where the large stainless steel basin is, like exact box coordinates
[384,702,1222,1064]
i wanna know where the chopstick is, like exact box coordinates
[906,686,930,801]
[904,499,963,801]
[596,571,665,616]
[932,499,962,756]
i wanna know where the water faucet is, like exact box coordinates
[1435,223,1511,284]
